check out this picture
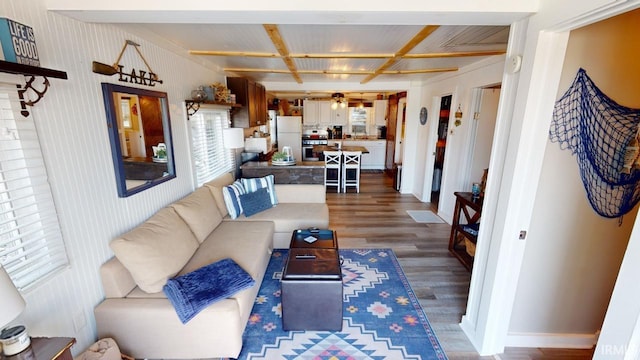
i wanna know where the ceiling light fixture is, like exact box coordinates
[331,92,345,110]
[358,93,364,109]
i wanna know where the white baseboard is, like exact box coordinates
[506,331,598,348]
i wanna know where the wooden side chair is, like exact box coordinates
[323,150,342,193]
[342,151,362,193]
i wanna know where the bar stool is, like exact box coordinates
[323,150,342,193]
[342,151,362,193]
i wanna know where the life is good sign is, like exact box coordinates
[0,18,40,67]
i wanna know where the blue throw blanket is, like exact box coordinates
[163,258,255,324]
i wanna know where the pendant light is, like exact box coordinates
[358,93,364,109]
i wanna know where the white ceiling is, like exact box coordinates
[125,23,509,100]
[47,2,531,101]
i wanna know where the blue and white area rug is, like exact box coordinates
[237,249,448,360]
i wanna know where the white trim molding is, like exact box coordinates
[506,332,599,349]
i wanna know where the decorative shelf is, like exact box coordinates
[0,60,68,79]
[185,100,241,117]
[0,60,68,117]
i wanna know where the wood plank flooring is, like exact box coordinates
[326,171,595,360]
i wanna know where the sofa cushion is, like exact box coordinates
[222,180,245,219]
[171,187,223,243]
[275,184,326,204]
[240,188,274,217]
[241,175,278,205]
[163,258,255,324]
[203,172,235,217]
[231,203,329,234]
[110,207,200,293]
[180,220,273,319]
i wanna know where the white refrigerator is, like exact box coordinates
[276,116,302,161]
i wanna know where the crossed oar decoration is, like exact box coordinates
[92,40,163,86]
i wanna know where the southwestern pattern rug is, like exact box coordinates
[237,248,448,360]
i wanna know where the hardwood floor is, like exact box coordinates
[326,171,595,360]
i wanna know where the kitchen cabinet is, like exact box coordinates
[330,104,348,126]
[303,100,319,125]
[343,140,386,170]
[305,100,347,126]
[373,99,388,126]
[227,77,267,128]
[318,101,332,126]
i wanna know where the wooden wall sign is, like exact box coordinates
[116,65,162,87]
[92,40,163,87]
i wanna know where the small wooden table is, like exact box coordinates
[449,192,483,271]
[2,337,76,360]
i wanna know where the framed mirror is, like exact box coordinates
[101,83,176,197]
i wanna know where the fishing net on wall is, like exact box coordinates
[550,68,640,218]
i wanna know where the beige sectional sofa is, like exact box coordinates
[94,173,329,359]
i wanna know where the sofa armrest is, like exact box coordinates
[275,184,326,203]
[101,257,137,298]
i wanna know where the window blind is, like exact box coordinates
[189,106,235,187]
[0,83,68,290]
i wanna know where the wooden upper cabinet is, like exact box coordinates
[227,77,267,128]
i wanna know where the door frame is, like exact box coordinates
[395,97,407,164]
[461,1,640,355]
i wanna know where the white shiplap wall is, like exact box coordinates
[1,0,226,353]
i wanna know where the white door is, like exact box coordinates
[126,130,146,158]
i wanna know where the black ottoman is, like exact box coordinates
[281,248,343,331]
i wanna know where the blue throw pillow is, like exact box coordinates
[163,258,255,324]
[240,187,273,217]
[222,180,245,219]
[241,175,278,205]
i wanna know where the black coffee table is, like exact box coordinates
[289,228,338,249]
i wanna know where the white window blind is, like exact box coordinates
[189,106,235,187]
[0,83,68,290]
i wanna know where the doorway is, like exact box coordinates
[431,94,452,207]
[467,86,500,189]
[506,8,640,350]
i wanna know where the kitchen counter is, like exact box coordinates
[339,137,385,141]
[241,161,325,168]
[240,161,325,184]
[313,145,370,154]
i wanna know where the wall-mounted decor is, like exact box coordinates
[0,18,39,67]
[419,107,428,125]
[0,18,67,118]
[550,68,640,218]
[93,40,163,87]
[101,83,175,197]
[0,61,67,118]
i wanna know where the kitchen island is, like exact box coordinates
[240,161,325,184]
